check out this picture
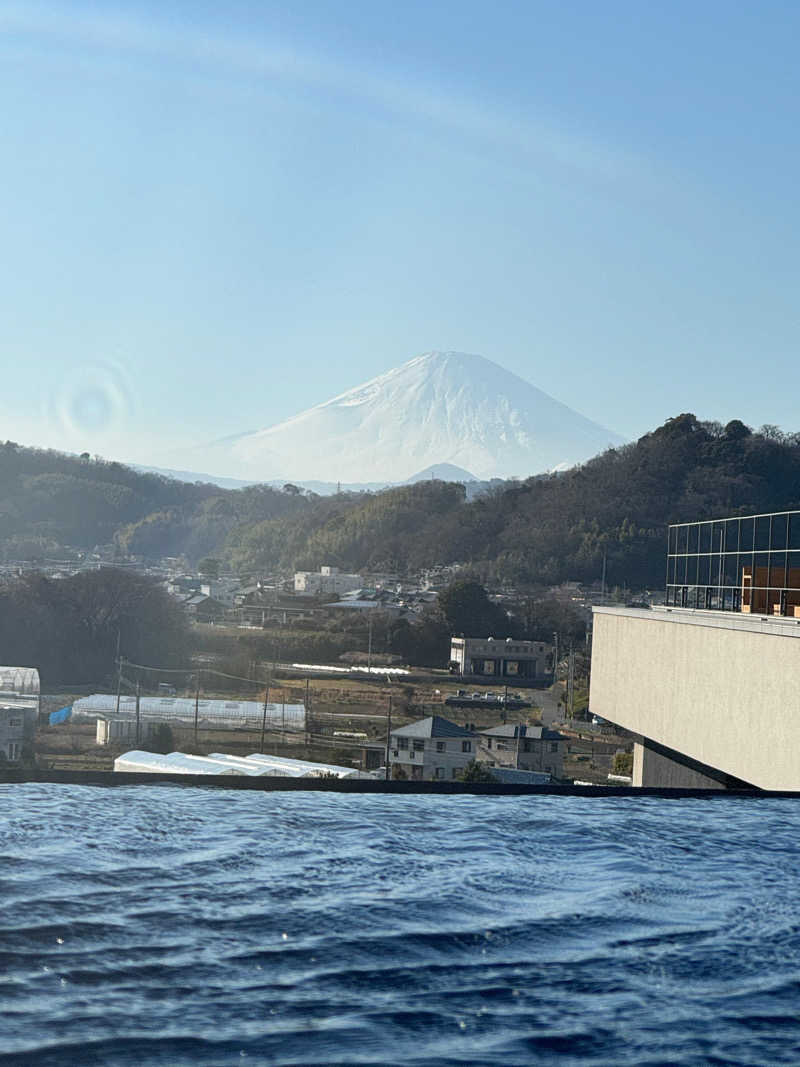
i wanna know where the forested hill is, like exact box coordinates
[224,415,800,588]
[0,441,306,561]
[5,416,800,589]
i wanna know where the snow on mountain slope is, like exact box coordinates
[219,352,624,481]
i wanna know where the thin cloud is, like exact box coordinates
[0,2,654,184]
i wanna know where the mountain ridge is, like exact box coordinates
[194,351,623,482]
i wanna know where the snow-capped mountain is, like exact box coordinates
[204,352,624,482]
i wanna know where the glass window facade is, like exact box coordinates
[666,510,800,616]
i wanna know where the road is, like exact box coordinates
[533,686,565,727]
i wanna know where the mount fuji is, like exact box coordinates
[198,352,624,482]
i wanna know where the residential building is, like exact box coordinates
[388,715,477,781]
[0,666,39,763]
[477,723,566,778]
[450,636,554,681]
[183,594,226,622]
[199,578,240,607]
[294,565,363,597]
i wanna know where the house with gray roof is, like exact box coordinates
[477,723,566,779]
[388,715,477,781]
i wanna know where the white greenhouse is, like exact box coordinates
[113,751,271,775]
[113,749,374,779]
[74,694,305,730]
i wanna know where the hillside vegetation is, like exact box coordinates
[0,442,306,562]
[4,415,800,589]
[224,415,800,589]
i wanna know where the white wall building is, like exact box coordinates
[450,636,554,681]
[0,666,39,762]
[388,715,477,781]
[294,566,363,597]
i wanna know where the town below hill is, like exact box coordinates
[2,414,800,594]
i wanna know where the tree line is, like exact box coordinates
[5,415,800,591]
[0,569,189,687]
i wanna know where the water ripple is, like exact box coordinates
[2,786,800,1064]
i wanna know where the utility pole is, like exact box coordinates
[260,684,270,753]
[567,644,575,720]
[194,675,200,748]
[553,631,559,685]
[135,680,141,746]
[115,653,124,718]
[601,548,608,601]
[367,615,373,671]
[384,689,393,780]
[304,678,311,748]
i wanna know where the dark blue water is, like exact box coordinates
[2,787,800,1066]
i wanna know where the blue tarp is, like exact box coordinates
[49,706,72,725]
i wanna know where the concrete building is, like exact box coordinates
[450,636,554,682]
[388,716,476,781]
[0,666,39,763]
[477,723,566,778]
[590,509,800,789]
[294,566,363,597]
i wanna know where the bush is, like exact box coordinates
[455,760,497,783]
[613,751,633,776]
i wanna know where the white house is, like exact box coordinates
[294,566,363,597]
[388,715,477,781]
[450,636,554,682]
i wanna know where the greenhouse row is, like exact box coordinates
[72,694,306,730]
[113,750,374,779]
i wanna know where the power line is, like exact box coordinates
[120,659,273,687]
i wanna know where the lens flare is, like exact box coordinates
[47,362,134,439]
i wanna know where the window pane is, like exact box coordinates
[686,555,699,586]
[725,518,740,553]
[699,522,711,554]
[674,556,687,584]
[697,555,711,585]
[688,525,699,554]
[789,514,800,550]
[723,552,741,586]
[755,516,770,551]
[788,551,800,587]
[772,513,788,550]
[740,517,754,553]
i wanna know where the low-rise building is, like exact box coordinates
[294,566,363,597]
[477,723,566,778]
[0,666,39,763]
[199,578,240,607]
[388,715,477,781]
[183,594,226,622]
[450,636,554,682]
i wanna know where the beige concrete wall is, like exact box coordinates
[590,607,800,790]
[633,740,727,789]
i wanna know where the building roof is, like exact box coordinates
[479,723,564,741]
[392,715,474,739]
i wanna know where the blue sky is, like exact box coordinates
[2,1,800,468]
